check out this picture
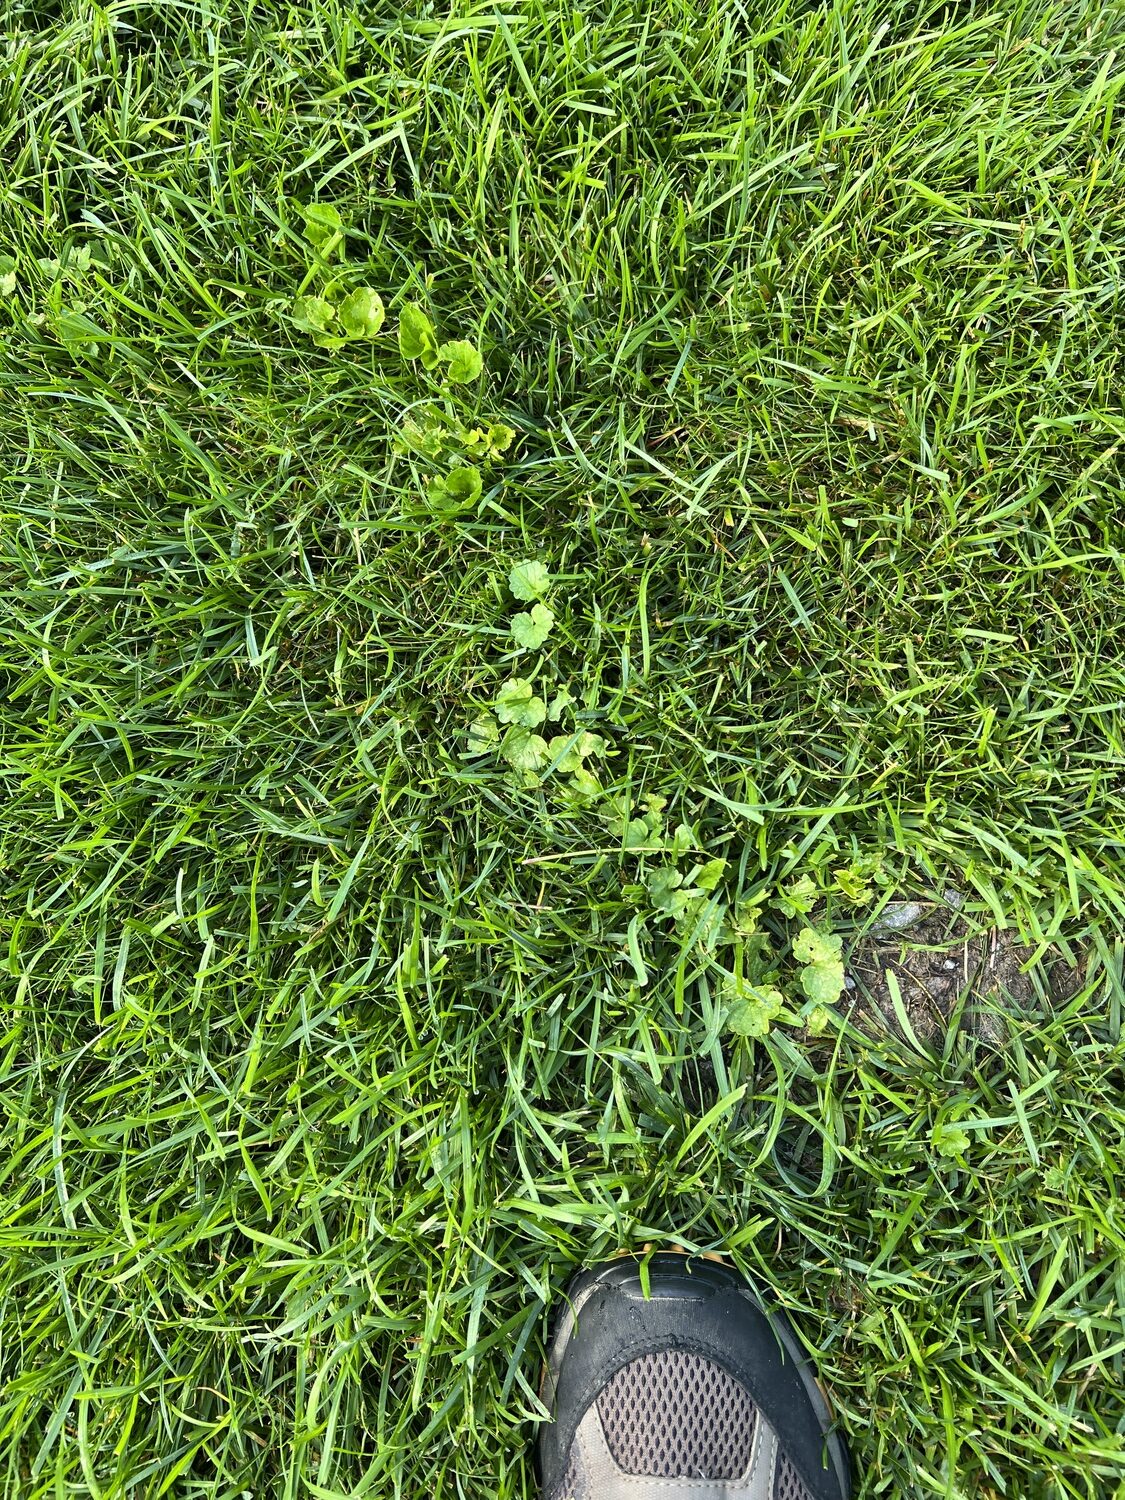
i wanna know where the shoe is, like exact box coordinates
[537,1253,851,1500]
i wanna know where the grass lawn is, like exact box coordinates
[3,0,1125,1495]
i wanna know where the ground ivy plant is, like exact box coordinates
[286,200,515,515]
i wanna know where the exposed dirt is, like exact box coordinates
[846,894,1083,1048]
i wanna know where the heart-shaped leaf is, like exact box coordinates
[621,817,652,849]
[647,865,685,912]
[441,467,482,503]
[466,715,500,753]
[569,767,603,802]
[337,287,385,338]
[439,338,483,383]
[511,602,555,651]
[933,1123,971,1158]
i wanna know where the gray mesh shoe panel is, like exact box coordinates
[773,1450,814,1500]
[595,1350,758,1479]
[555,1447,586,1500]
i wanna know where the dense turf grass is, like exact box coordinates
[2,1,1125,1495]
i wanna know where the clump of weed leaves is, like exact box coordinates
[287,199,516,518]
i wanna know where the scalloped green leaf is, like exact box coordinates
[800,958,846,1004]
[511,602,555,651]
[441,467,482,503]
[726,984,784,1038]
[793,927,842,966]
[291,295,335,333]
[500,727,550,772]
[569,767,602,802]
[495,678,546,728]
[439,338,483,383]
[399,302,440,366]
[509,560,552,601]
[933,1123,971,1158]
[466,715,499,754]
[337,287,385,338]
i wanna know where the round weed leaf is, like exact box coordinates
[500,727,550,772]
[933,1123,971,1158]
[800,958,846,1003]
[439,339,483,383]
[399,302,438,363]
[793,927,843,966]
[508,560,552,601]
[547,735,583,774]
[569,767,602,802]
[511,603,554,651]
[726,985,784,1038]
[291,295,335,334]
[443,467,482,503]
[495,679,546,728]
[466,716,499,754]
[488,422,516,453]
[337,288,385,338]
